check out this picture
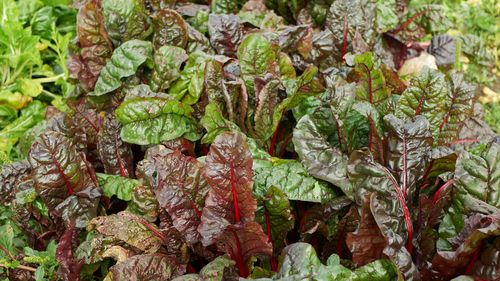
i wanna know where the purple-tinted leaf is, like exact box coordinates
[101,0,150,46]
[426,34,456,66]
[108,253,186,280]
[346,194,387,267]
[422,213,500,280]
[87,211,165,253]
[68,0,113,89]
[382,33,407,70]
[97,113,133,177]
[152,9,188,50]
[56,225,84,281]
[277,24,313,58]
[153,150,210,244]
[198,132,256,246]
[383,114,433,203]
[28,131,101,228]
[0,160,30,206]
[208,14,243,57]
[216,222,272,277]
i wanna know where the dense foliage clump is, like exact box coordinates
[1,0,499,280]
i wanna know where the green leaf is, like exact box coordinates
[395,67,448,139]
[150,46,188,92]
[201,103,241,144]
[0,105,18,129]
[453,141,500,210]
[101,0,150,46]
[253,159,335,203]
[152,9,188,50]
[96,173,138,201]
[237,34,276,98]
[293,113,353,199]
[255,185,294,252]
[126,183,159,223]
[91,39,153,96]
[115,96,201,145]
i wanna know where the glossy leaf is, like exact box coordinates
[87,211,164,253]
[152,9,188,50]
[216,222,273,277]
[255,185,294,252]
[97,113,134,177]
[237,34,276,98]
[91,39,153,96]
[153,150,210,244]
[56,226,84,281]
[208,14,243,57]
[28,131,101,227]
[101,0,149,46]
[96,173,138,201]
[201,103,241,144]
[293,114,353,199]
[453,141,500,209]
[69,0,113,89]
[395,67,448,139]
[253,159,335,203]
[115,96,200,145]
[150,46,188,92]
[0,159,31,206]
[426,34,456,66]
[126,183,159,223]
[198,132,256,246]
[171,255,237,281]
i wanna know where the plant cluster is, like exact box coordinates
[1,0,499,280]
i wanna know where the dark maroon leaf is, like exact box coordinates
[216,222,272,277]
[346,194,387,267]
[198,132,256,246]
[97,113,133,177]
[426,34,456,66]
[153,150,210,244]
[56,225,84,281]
[68,0,113,89]
[28,131,101,228]
[0,160,30,206]
[382,33,407,70]
[208,14,243,57]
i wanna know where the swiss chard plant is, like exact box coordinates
[1,0,499,280]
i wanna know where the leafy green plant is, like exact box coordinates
[1,0,499,280]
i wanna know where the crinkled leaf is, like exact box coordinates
[126,183,159,223]
[97,113,134,177]
[198,132,256,246]
[293,113,353,199]
[172,255,237,281]
[216,222,273,277]
[152,9,188,50]
[96,173,138,201]
[237,34,276,99]
[28,131,101,227]
[108,253,186,280]
[115,96,200,145]
[87,211,164,253]
[0,159,30,205]
[437,72,476,145]
[255,185,294,252]
[383,114,433,203]
[395,67,448,139]
[150,46,188,92]
[101,0,150,46]
[208,14,243,57]
[253,159,335,203]
[426,34,456,67]
[56,226,84,281]
[201,103,241,144]
[453,141,500,209]
[69,0,113,89]
[153,150,210,244]
[91,39,153,96]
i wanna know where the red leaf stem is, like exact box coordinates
[279,134,293,159]
[432,179,454,205]
[269,111,285,156]
[452,139,479,145]
[0,243,15,261]
[342,7,348,62]
[394,9,432,34]
[465,241,482,275]
[117,215,165,240]
[230,158,240,223]
[232,230,246,277]
[51,153,73,195]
